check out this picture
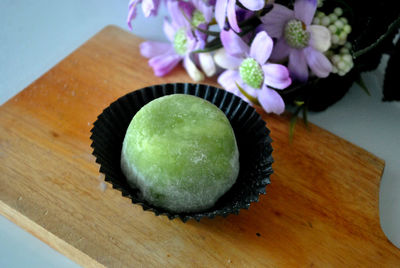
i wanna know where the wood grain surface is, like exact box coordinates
[0,25,399,267]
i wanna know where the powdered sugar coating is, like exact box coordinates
[121,94,239,212]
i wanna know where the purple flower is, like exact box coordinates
[180,0,213,26]
[215,0,264,32]
[140,1,211,81]
[127,0,161,30]
[178,0,213,42]
[260,0,332,81]
[178,0,216,77]
[214,30,291,114]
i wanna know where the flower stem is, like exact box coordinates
[236,82,260,105]
[194,26,220,36]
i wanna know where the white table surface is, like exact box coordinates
[1,1,399,267]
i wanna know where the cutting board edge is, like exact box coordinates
[0,200,104,268]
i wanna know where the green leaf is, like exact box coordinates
[294,101,304,106]
[353,16,400,59]
[289,106,303,142]
[236,82,260,105]
[356,75,371,96]
[302,104,309,129]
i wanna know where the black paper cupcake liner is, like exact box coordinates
[90,83,273,222]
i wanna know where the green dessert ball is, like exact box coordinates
[121,94,239,213]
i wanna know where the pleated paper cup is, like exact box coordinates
[90,83,273,222]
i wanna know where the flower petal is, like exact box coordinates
[142,0,159,17]
[294,0,317,25]
[195,26,208,43]
[167,0,190,29]
[304,47,332,78]
[178,0,195,19]
[185,30,200,52]
[215,0,228,30]
[217,69,241,93]
[288,49,308,82]
[163,18,176,42]
[270,38,290,61]
[250,31,273,64]
[193,0,213,23]
[260,4,294,38]
[140,41,173,58]
[239,0,264,11]
[218,71,254,104]
[237,8,254,22]
[148,53,182,77]
[262,63,292,89]
[241,83,259,100]
[127,0,139,30]
[220,29,249,57]
[214,48,243,69]
[258,87,285,114]
[227,0,241,32]
[198,52,217,77]
[183,56,205,82]
[308,25,331,52]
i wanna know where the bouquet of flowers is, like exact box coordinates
[127,0,400,117]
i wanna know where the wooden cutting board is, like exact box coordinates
[0,25,399,267]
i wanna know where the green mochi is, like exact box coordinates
[121,94,239,213]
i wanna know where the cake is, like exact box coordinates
[121,94,239,213]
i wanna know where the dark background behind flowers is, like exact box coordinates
[277,0,400,111]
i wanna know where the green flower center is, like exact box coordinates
[284,19,310,49]
[173,29,187,55]
[192,10,205,27]
[239,58,264,89]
